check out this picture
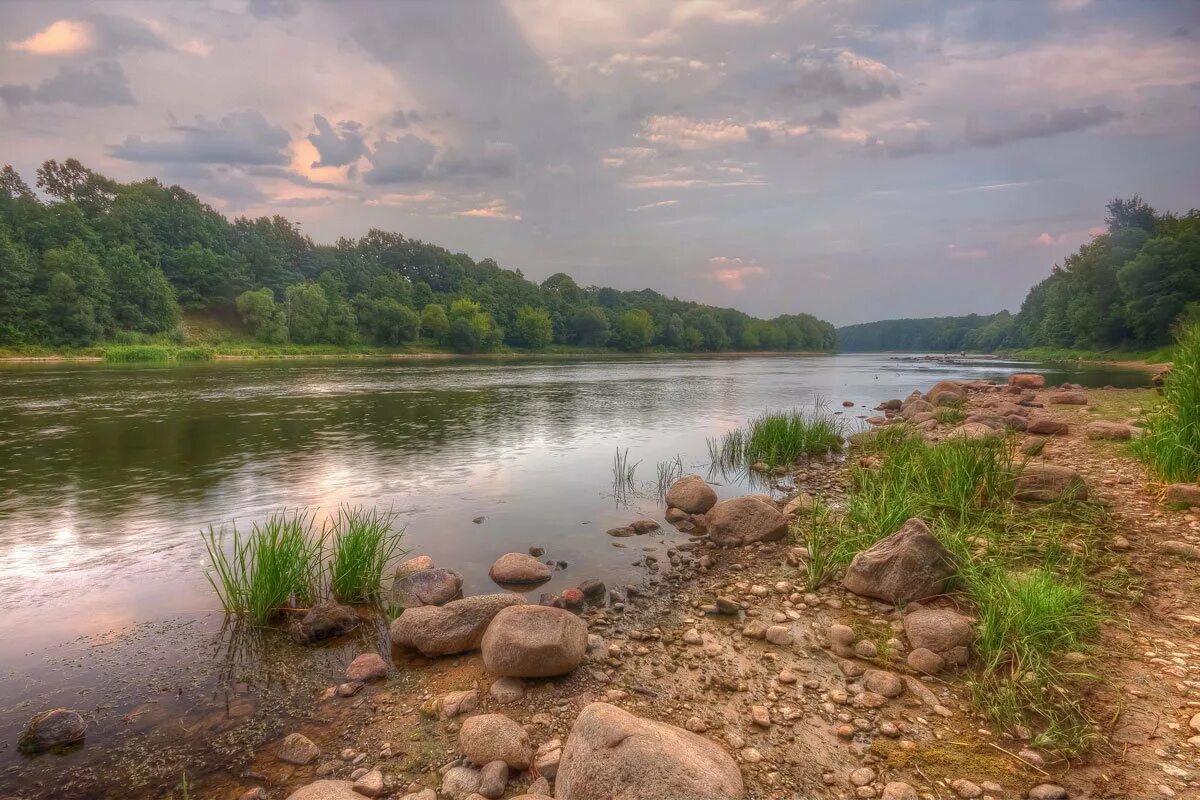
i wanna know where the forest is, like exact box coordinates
[0,159,836,355]
[836,196,1200,354]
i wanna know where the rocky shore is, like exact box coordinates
[16,373,1200,800]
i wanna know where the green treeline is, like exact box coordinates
[837,196,1200,354]
[0,159,835,354]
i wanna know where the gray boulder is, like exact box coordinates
[18,708,86,753]
[842,518,952,603]
[556,702,744,800]
[481,605,588,677]
[389,593,526,656]
[665,475,718,514]
[392,567,463,608]
[704,496,787,547]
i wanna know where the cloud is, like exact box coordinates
[246,0,301,20]
[641,115,811,150]
[111,110,291,165]
[7,15,182,58]
[307,114,367,168]
[454,199,522,221]
[0,61,135,109]
[946,244,989,260]
[433,140,520,180]
[9,20,93,55]
[629,199,678,212]
[778,50,901,108]
[710,256,767,290]
[363,134,438,184]
[965,105,1123,148]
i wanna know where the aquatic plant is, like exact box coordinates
[708,406,843,470]
[103,344,214,362]
[611,447,640,505]
[1132,321,1200,482]
[202,511,322,623]
[325,506,407,602]
[655,455,684,499]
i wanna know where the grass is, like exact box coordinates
[1131,322,1200,483]
[655,455,684,499]
[811,425,1111,754]
[103,344,214,362]
[1002,344,1174,364]
[202,511,323,623]
[709,406,844,470]
[325,506,406,602]
[612,447,640,505]
[934,406,967,425]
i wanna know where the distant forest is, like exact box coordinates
[0,159,835,353]
[838,196,1200,353]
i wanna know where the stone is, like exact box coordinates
[1158,540,1200,560]
[389,593,526,656]
[828,624,856,646]
[398,792,437,800]
[440,689,480,718]
[489,553,552,585]
[842,518,953,603]
[1027,785,1068,800]
[1086,421,1132,440]
[783,493,815,517]
[533,739,562,779]
[478,760,509,799]
[863,670,903,698]
[705,496,788,547]
[392,567,463,608]
[849,767,876,787]
[882,783,918,800]
[559,588,584,607]
[489,677,525,703]
[578,578,607,600]
[352,770,385,798]
[906,647,946,674]
[946,423,1000,440]
[1014,464,1088,503]
[901,399,935,419]
[1047,391,1087,405]
[1027,418,1069,436]
[481,605,588,677]
[665,475,719,514]
[932,390,964,407]
[441,767,483,800]
[345,652,388,682]
[1165,483,1200,508]
[716,596,742,614]
[904,608,972,660]
[17,708,86,753]
[1008,373,1046,389]
[296,600,359,643]
[395,555,434,577]
[459,714,532,770]
[285,782,362,800]
[555,702,744,800]
[765,625,794,646]
[631,519,660,533]
[951,779,982,798]
[278,732,320,765]
[751,705,771,727]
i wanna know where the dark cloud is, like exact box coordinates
[307,114,366,167]
[111,110,291,165]
[965,105,1124,148]
[0,62,135,109]
[778,52,901,108]
[247,0,300,20]
[432,140,519,180]
[85,13,171,54]
[363,134,438,184]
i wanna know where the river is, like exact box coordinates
[0,353,1148,794]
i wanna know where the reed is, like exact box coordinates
[611,447,639,504]
[325,506,406,602]
[1132,321,1200,483]
[709,407,843,470]
[655,455,684,499]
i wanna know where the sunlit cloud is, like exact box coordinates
[454,199,523,221]
[628,199,678,212]
[947,244,989,260]
[710,256,767,290]
[9,20,94,55]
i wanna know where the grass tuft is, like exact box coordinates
[709,406,843,470]
[326,506,407,602]
[1132,322,1200,482]
[612,447,639,504]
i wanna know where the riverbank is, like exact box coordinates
[998,346,1173,370]
[153,377,1200,798]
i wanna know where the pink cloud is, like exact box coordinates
[710,256,767,290]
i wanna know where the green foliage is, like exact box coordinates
[419,303,450,343]
[616,309,655,351]
[709,408,844,470]
[357,296,418,345]
[235,288,288,343]
[512,305,554,349]
[568,306,610,346]
[325,506,406,602]
[43,241,111,345]
[1132,322,1200,481]
[284,283,329,344]
[837,312,1008,352]
[104,244,181,334]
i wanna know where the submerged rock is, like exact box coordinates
[481,605,588,677]
[665,475,718,514]
[18,708,86,753]
[704,496,787,547]
[488,553,552,585]
[295,600,359,644]
[555,702,744,800]
[389,593,526,656]
[842,518,952,603]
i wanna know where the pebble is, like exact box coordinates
[1027,785,1068,800]
[849,767,876,786]
[352,769,385,798]
[751,705,772,727]
[951,778,982,798]
[881,783,918,800]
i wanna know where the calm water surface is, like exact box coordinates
[0,353,1148,792]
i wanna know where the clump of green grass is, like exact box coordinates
[934,406,967,426]
[1132,321,1200,482]
[612,447,639,504]
[326,506,406,602]
[203,511,323,623]
[795,498,837,590]
[709,407,843,470]
[103,344,214,362]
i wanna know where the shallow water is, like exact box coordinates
[0,353,1148,793]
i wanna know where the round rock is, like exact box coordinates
[458,713,532,770]
[481,605,588,677]
[488,553,552,585]
[18,708,86,753]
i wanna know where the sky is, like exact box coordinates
[1,1,1198,326]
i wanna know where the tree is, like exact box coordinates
[420,303,450,343]
[285,283,329,344]
[163,244,244,309]
[41,240,111,343]
[616,309,654,351]
[358,297,418,345]
[236,288,288,343]
[1106,195,1156,233]
[0,226,37,343]
[568,306,610,346]
[1119,228,1200,345]
[512,305,553,349]
[104,245,180,334]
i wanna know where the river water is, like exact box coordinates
[0,353,1148,794]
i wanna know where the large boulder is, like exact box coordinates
[395,555,435,578]
[294,600,359,643]
[1165,483,1200,508]
[842,518,953,603]
[900,400,935,420]
[1008,373,1046,389]
[945,423,1001,441]
[1027,418,1068,436]
[392,567,463,609]
[1014,464,1088,503]
[924,380,964,402]
[665,475,718,514]
[1085,421,1132,440]
[389,593,526,657]
[488,553,552,585]
[18,708,86,753]
[481,605,588,677]
[285,781,362,800]
[458,713,532,770]
[904,607,972,665]
[704,496,787,547]
[555,702,744,800]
